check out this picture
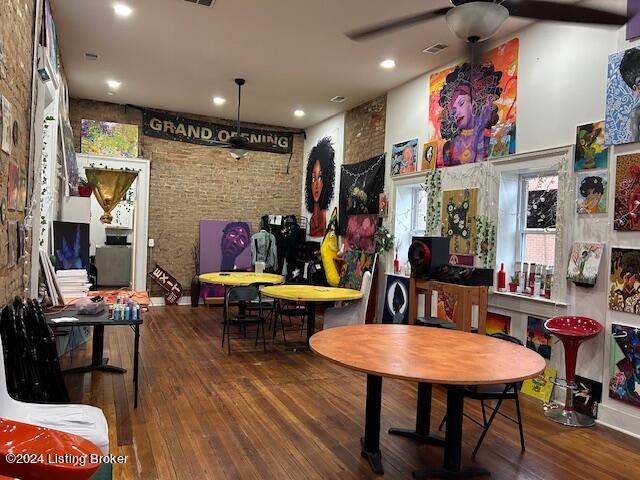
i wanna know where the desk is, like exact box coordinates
[310,324,545,478]
[46,308,143,408]
[261,285,362,347]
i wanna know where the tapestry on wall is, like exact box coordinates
[305,137,336,238]
[614,153,640,231]
[521,367,556,403]
[382,275,409,324]
[338,154,385,234]
[567,242,604,287]
[609,323,640,409]
[428,38,518,167]
[486,312,511,335]
[343,214,377,253]
[52,221,90,271]
[441,188,478,255]
[422,141,437,171]
[576,170,608,215]
[199,220,252,298]
[605,47,640,146]
[390,138,418,176]
[338,250,376,291]
[609,248,640,315]
[575,121,608,171]
[526,316,551,360]
[80,120,139,158]
[575,375,602,419]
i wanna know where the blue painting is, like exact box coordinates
[609,324,640,409]
[382,275,409,324]
[526,316,551,360]
[605,48,640,146]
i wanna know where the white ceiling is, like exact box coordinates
[52,0,625,129]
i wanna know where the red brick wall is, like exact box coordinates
[343,94,386,164]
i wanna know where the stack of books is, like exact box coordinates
[55,269,92,301]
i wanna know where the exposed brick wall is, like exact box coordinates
[0,0,35,305]
[343,94,386,165]
[68,99,303,295]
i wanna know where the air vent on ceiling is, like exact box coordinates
[84,52,99,61]
[422,43,448,54]
[330,96,346,103]
[184,0,216,6]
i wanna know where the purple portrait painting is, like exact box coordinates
[199,220,252,298]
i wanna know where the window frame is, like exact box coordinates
[410,185,427,236]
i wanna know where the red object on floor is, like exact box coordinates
[0,418,102,480]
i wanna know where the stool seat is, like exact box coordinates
[544,316,602,338]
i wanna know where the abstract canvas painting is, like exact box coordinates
[441,188,478,255]
[53,221,90,271]
[526,186,557,229]
[422,141,437,170]
[567,242,604,287]
[338,250,376,291]
[609,248,640,315]
[391,138,418,176]
[526,316,552,360]
[521,367,556,403]
[576,170,608,214]
[7,161,18,210]
[80,119,139,158]
[609,324,640,409]
[575,121,608,171]
[575,375,602,419]
[339,154,385,234]
[429,38,518,166]
[436,291,458,323]
[486,312,511,335]
[382,275,409,324]
[614,153,640,230]
[343,214,377,253]
[605,47,640,146]
[199,220,252,298]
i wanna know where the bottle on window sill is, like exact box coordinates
[393,252,400,274]
[497,263,506,292]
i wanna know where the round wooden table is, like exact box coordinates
[199,272,284,286]
[261,285,362,346]
[310,324,546,478]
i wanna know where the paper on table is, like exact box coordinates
[49,317,79,323]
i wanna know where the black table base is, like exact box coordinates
[389,383,445,447]
[361,374,384,474]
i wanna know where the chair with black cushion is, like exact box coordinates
[222,286,267,354]
[438,332,526,457]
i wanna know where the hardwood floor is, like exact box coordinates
[62,306,640,480]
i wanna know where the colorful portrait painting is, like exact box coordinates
[382,275,409,324]
[567,242,604,287]
[575,121,609,171]
[344,214,377,253]
[422,141,437,170]
[614,154,640,230]
[428,38,518,167]
[338,250,376,291]
[199,220,252,298]
[305,137,336,237]
[7,161,18,210]
[441,188,478,255]
[526,316,552,360]
[486,312,511,335]
[609,324,640,409]
[605,47,640,146]
[52,221,90,271]
[576,170,608,214]
[609,248,640,315]
[391,138,418,176]
[80,120,139,158]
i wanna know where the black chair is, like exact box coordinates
[438,332,526,457]
[222,286,267,354]
[272,300,307,344]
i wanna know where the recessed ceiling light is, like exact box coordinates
[213,96,226,106]
[106,79,121,89]
[113,3,133,17]
[380,59,396,69]
[106,91,115,96]
[294,109,306,117]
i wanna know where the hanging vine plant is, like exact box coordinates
[423,168,442,235]
[475,215,497,268]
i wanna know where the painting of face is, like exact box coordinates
[606,47,640,145]
[391,139,418,176]
[422,142,437,170]
[614,154,640,230]
[220,223,250,266]
[576,171,608,215]
[575,121,608,171]
[429,38,519,166]
[305,137,336,237]
[311,160,323,203]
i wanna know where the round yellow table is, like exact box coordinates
[260,285,362,345]
[199,272,284,286]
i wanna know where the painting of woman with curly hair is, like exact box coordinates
[428,38,518,167]
[614,154,640,231]
[305,137,336,237]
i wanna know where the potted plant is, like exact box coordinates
[509,273,519,293]
[191,243,200,307]
[77,177,94,197]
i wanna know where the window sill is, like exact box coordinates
[490,290,568,307]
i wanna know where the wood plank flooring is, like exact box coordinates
[62,306,640,479]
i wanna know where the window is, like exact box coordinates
[517,173,558,267]
[394,183,428,267]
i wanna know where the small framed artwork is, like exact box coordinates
[378,193,388,218]
[575,121,608,171]
[391,138,418,176]
[422,141,437,170]
[576,170,607,214]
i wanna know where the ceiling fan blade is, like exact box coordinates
[244,142,286,154]
[345,7,451,41]
[503,0,627,25]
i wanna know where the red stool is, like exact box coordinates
[544,316,602,427]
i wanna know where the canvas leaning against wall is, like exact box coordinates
[609,248,640,315]
[614,153,640,231]
[428,37,518,167]
[382,275,409,324]
[52,221,90,271]
[609,324,640,409]
[80,119,139,158]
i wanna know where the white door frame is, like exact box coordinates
[76,154,150,291]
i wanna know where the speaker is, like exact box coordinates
[408,236,449,279]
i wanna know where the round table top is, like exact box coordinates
[310,324,546,385]
[199,272,284,286]
[261,284,363,302]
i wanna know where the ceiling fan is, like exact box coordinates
[215,78,283,159]
[346,0,627,44]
